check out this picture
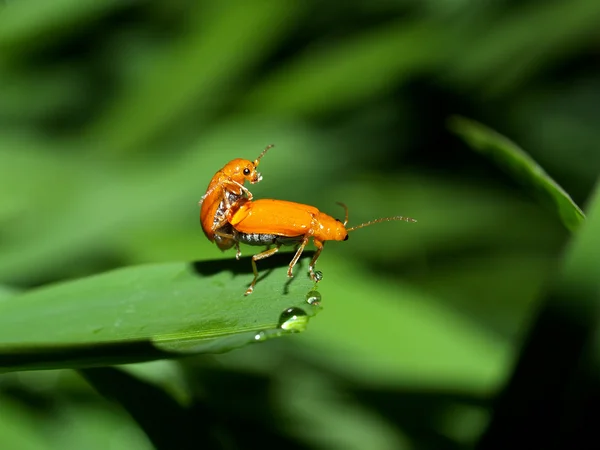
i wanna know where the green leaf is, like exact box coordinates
[0,254,320,372]
[475,184,599,448]
[0,285,18,302]
[0,397,49,450]
[84,0,304,155]
[448,116,586,231]
[0,0,126,54]
[298,255,511,393]
[558,182,600,287]
[80,367,209,450]
[446,0,600,95]
[241,21,442,116]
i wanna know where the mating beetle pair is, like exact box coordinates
[199,145,416,295]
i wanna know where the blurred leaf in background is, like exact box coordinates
[0,0,598,449]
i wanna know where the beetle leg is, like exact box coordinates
[309,240,324,281]
[210,191,246,235]
[198,177,250,207]
[210,214,229,233]
[211,200,235,234]
[245,245,281,296]
[242,185,253,201]
[214,229,237,253]
[214,229,235,240]
[225,179,252,200]
[287,236,310,278]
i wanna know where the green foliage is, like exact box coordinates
[449,116,586,231]
[0,0,598,449]
[478,183,600,448]
[0,257,318,372]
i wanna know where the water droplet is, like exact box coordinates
[306,290,322,306]
[278,307,308,332]
[254,331,267,342]
[314,271,323,282]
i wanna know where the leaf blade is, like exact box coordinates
[0,254,319,371]
[448,116,585,231]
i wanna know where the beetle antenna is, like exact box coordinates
[347,215,416,232]
[335,202,349,226]
[254,144,274,166]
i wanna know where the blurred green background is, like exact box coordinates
[0,0,599,449]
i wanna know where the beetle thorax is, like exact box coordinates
[314,212,348,242]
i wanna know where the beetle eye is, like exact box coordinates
[335,218,342,223]
[344,234,349,241]
[243,168,251,175]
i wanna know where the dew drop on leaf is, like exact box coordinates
[254,331,267,342]
[278,307,308,332]
[305,290,322,306]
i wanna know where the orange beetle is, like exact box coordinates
[199,145,273,255]
[224,198,416,295]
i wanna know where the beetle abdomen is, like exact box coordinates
[237,232,303,247]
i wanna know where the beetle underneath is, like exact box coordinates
[218,198,416,295]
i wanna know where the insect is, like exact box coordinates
[199,145,273,256]
[223,198,416,295]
